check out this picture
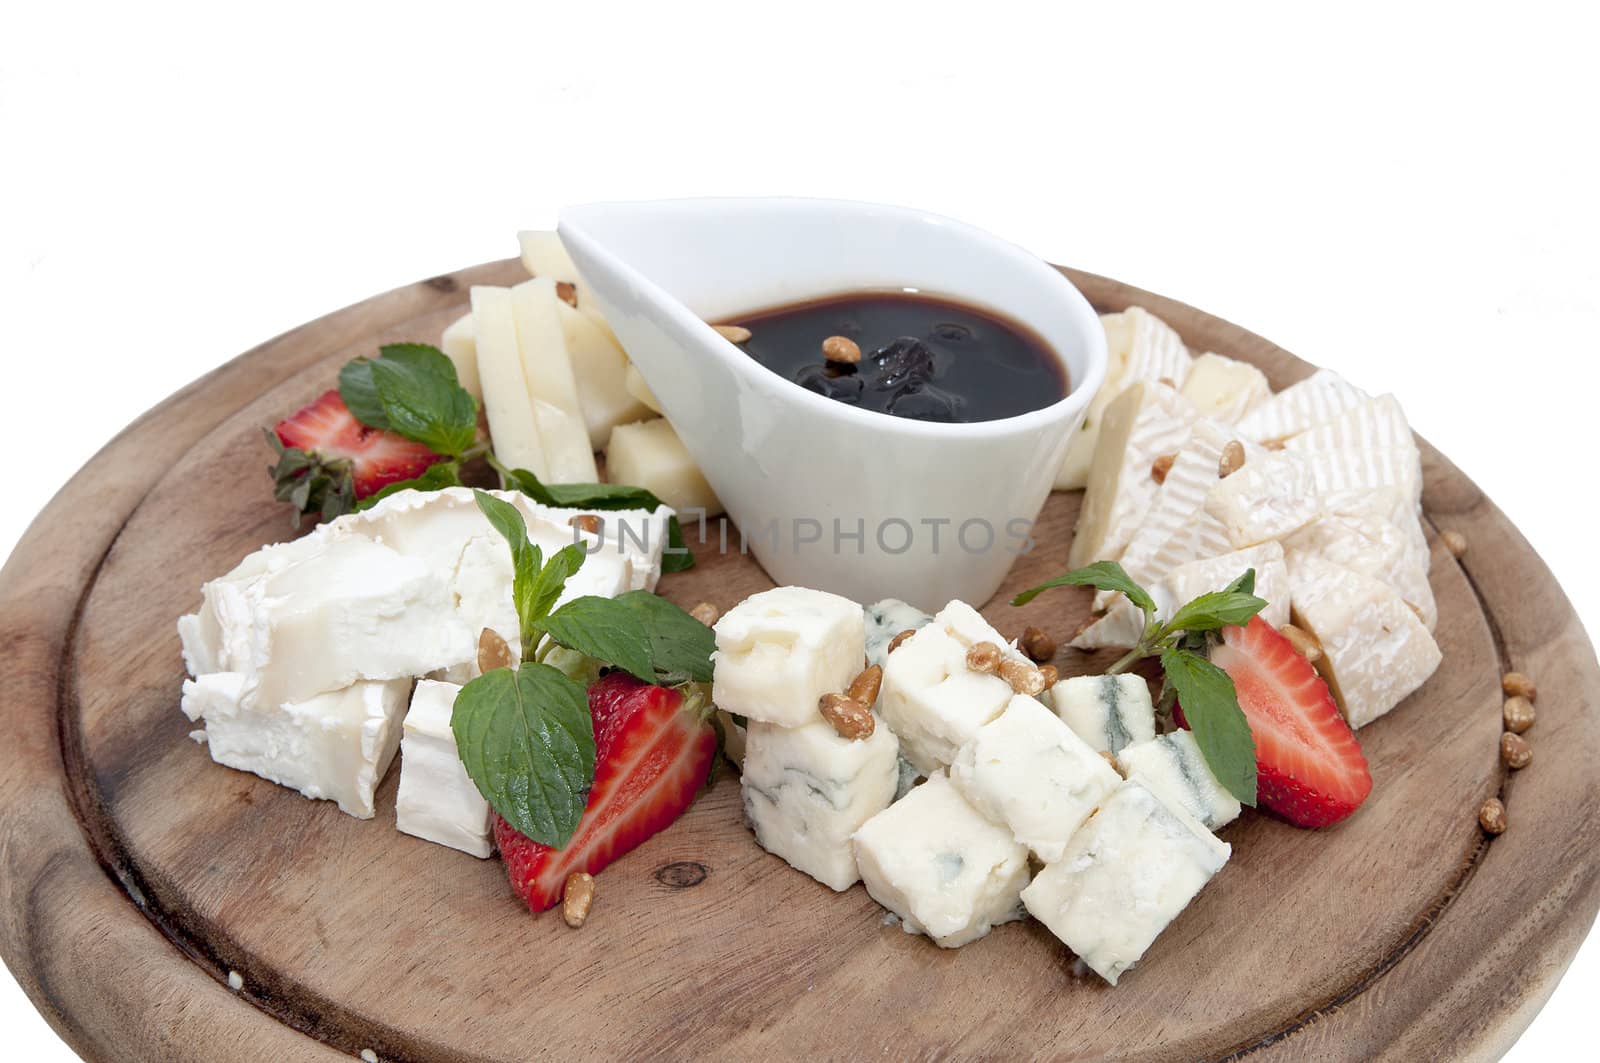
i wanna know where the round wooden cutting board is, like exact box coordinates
[2,260,1597,1063]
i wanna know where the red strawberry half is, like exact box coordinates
[1192,616,1373,828]
[269,389,441,521]
[495,672,718,913]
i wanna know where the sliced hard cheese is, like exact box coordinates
[439,313,481,402]
[509,278,598,483]
[1203,452,1320,548]
[470,286,549,478]
[1286,508,1436,631]
[1285,394,1416,454]
[554,300,651,448]
[1055,308,1192,490]
[1068,381,1197,569]
[1234,369,1369,445]
[624,364,663,414]
[517,230,580,286]
[1181,353,1271,425]
[606,418,723,516]
[1287,553,1442,728]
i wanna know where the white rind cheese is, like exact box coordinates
[852,771,1031,948]
[711,587,865,728]
[1287,553,1442,728]
[1021,780,1230,985]
[183,675,412,819]
[1285,394,1416,454]
[1068,381,1198,568]
[1286,508,1436,631]
[1181,353,1271,425]
[606,418,724,517]
[1163,542,1291,630]
[1234,368,1369,445]
[742,717,899,891]
[1115,730,1242,830]
[1204,452,1321,548]
[950,694,1122,863]
[1296,445,1424,506]
[1056,308,1192,490]
[395,680,493,858]
[1053,674,1156,755]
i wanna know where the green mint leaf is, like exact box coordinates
[473,490,544,660]
[1223,568,1257,596]
[355,461,463,510]
[613,590,716,683]
[542,596,656,682]
[367,344,478,457]
[451,662,595,849]
[1164,588,1269,636]
[1160,648,1257,806]
[1011,560,1157,614]
[498,464,697,573]
[660,516,694,573]
[337,359,392,431]
[527,543,589,636]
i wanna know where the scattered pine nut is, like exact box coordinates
[478,628,515,673]
[556,281,579,308]
[966,642,1003,675]
[999,658,1046,697]
[569,513,603,536]
[819,691,874,740]
[1157,376,1176,388]
[1280,624,1323,664]
[1502,671,1537,701]
[1019,626,1056,663]
[1503,695,1536,734]
[1479,797,1508,835]
[714,324,752,343]
[1151,454,1175,485]
[847,665,883,707]
[562,872,596,928]
[1442,529,1468,558]
[689,601,720,627]
[887,629,917,655]
[1500,732,1532,770]
[1038,664,1060,690]
[822,335,862,364]
[1218,440,1247,479]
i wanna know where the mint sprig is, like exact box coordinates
[1011,561,1266,806]
[339,343,479,458]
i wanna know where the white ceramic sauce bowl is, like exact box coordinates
[559,198,1106,610]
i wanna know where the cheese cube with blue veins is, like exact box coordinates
[742,717,899,890]
[711,587,865,727]
[879,601,1030,773]
[852,771,1031,948]
[1053,674,1156,755]
[950,694,1123,862]
[1115,730,1241,830]
[864,598,933,670]
[1021,780,1231,985]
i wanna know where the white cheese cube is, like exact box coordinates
[1115,731,1241,830]
[1180,353,1270,425]
[1068,381,1198,568]
[1053,674,1155,755]
[439,312,481,402]
[183,675,412,819]
[1021,780,1230,984]
[878,601,1022,772]
[517,229,581,286]
[606,418,723,517]
[1056,307,1192,490]
[950,694,1122,862]
[864,598,933,670]
[1203,452,1321,547]
[711,587,865,727]
[741,717,899,891]
[851,772,1031,948]
[1285,554,1442,728]
[1234,368,1369,445]
[395,680,492,857]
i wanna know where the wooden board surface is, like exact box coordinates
[2,259,1597,1062]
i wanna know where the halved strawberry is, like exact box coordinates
[1189,616,1373,828]
[269,389,441,521]
[495,672,717,913]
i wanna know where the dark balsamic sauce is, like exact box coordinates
[720,291,1068,423]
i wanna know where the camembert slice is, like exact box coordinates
[1234,369,1369,445]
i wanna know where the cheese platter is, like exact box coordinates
[1,209,1598,1061]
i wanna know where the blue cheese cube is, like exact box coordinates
[742,718,899,891]
[711,587,866,727]
[1054,674,1156,755]
[1115,731,1241,830]
[950,694,1122,862]
[864,598,932,670]
[879,600,1028,773]
[851,772,1031,948]
[1021,781,1230,985]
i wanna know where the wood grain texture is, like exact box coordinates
[1,259,1596,1062]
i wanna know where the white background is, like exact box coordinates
[3,1,1596,1058]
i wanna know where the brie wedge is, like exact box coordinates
[1234,368,1369,445]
